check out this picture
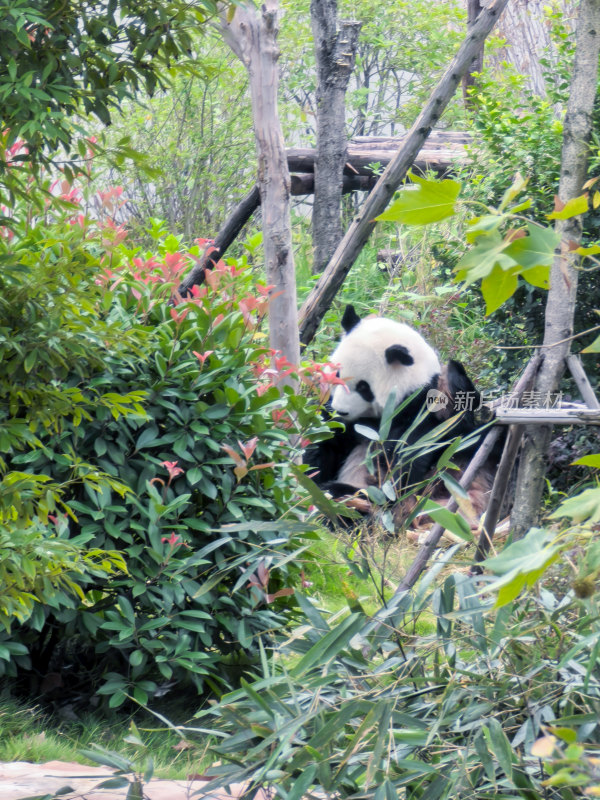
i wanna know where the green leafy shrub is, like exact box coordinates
[2,166,331,703]
[0,148,152,667]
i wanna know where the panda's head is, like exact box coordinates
[329,305,441,422]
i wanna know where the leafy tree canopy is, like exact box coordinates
[0,0,226,168]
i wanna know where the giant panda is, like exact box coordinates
[306,304,492,526]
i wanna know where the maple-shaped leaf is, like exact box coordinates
[504,222,559,270]
[377,173,461,225]
[454,230,518,286]
[549,487,600,523]
[481,264,519,315]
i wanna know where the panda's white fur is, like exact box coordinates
[330,316,441,422]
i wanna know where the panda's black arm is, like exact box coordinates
[303,421,362,486]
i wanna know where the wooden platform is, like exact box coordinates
[287,130,471,178]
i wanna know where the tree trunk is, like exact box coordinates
[492,0,578,98]
[310,0,361,274]
[510,0,600,538]
[221,1,299,367]
[298,0,510,346]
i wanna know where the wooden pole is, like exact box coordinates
[297,0,511,345]
[176,176,377,297]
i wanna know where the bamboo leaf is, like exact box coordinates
[290,613,366,677]
[485,718,513,779]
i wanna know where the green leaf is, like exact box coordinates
[108,690,127,709]
[287,764,317,800]
[417,500,472,541]
[97,778,131,790]
[290,613,366,677]
[520,265,551,289]
[465,213,506,243]
[79,747,134,771]
[485,718,513,779]
[127,780,145,800]
[504,223,559,273]
[582,334,600,353]
[572,454,600,467]
[354,424,379,441]
[455,230,518,286]
[575,244,600,256]
[291,465,358,526]
[135,425,159,450]
[481,264,519,315]
[498,172,528,211]
[549,487,600,523]
[482,527,564,607]
[548,726,578,744]
[377,174,460,225]
[23,350,37,373]
[547,194,589,219]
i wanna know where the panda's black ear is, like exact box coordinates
[341,304,361,333]
[385,344,414,366]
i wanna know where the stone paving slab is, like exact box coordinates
[0,761,268,800]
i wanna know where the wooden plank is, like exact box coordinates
[495,407,600,425]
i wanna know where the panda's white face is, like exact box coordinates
[330,312,441,422]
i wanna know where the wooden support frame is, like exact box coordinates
[392,356,543,596]
[469,353,599,575]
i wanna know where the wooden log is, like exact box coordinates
[287,146,465,177]
[310,1,361,275]
[469,355,544,574]
[290,173,377,195]
[350,131,471,147]
[177,185,261,297]
[495,407,600,425]
[470,424,524,573]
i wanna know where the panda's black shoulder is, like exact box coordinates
[387,384,435,438]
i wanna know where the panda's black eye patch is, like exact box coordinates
[355,380,374,402]
[385,344,414,366]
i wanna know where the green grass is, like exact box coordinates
[301,526,440,637]
[0,695,212,779]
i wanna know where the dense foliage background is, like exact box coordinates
[0,1,599,798]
